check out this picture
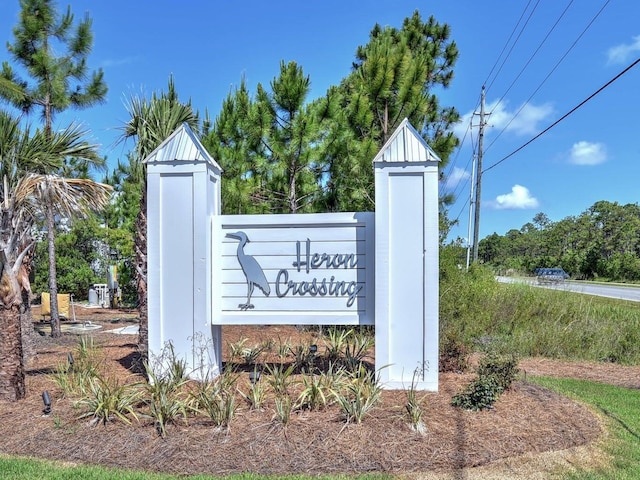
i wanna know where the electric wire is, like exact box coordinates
[451,125,476,202]
[450,127,477,227]
[488,0,575,118]
[485,0,542,96]
[482,0,536,91]
[441,115,473,196]
[485,0,612,154]
[483,56,640,174]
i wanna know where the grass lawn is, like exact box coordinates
[531,376,640,479]
[0,455,390,480]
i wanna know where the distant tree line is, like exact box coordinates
[478,200,640,281]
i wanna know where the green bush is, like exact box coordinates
[451,375,501,411]
[451,351,520,411]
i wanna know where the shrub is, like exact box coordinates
[451,375,501,411]
[451,351,520,411]
[477,351,519,392]
[439,334,470,373]
[189,370,238,429]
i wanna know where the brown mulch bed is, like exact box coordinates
[1,305,630,477]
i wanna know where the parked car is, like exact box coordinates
[534,267,570,284]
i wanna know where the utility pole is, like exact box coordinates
[465,152,476,269]
[472,86,487,263]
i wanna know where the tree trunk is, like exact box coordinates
[19,248,36,364]
[20,290,36,365]
[46,205,61,337]
[136,177,148,369]
[0,302,25,401]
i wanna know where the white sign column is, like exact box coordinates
[146,124,223,379]
[374,119,440,391]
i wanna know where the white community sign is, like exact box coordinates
[146,118,440,390]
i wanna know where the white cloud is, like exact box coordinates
[487,100,554,136]
[491,184,539,210]
[454,99,554,140]
[607,35,640,65]
[443,166,470,191]
[568,141,607,165]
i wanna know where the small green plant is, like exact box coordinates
[260,338,275,353]
[296,373,330,411]
[451,375,501,411]
[76,375,141,426]
[143,367,189,437]
[240,344,264,366]
[324,327,352,362]
[166,343,188,383]
[342,331,374,372]
[227,338,248,364]
[51,362,76,397]
[191,384,236,429]
[265,363,296,396]
[272,395,293,427]
[51,338,103,397]
[477,351,520,391]
[189,370,238,429]
[52,415,63,429]
[405,372,426,434]
[334,364,382,424]
[289,343,318,373]
[275,336,292,362]
[239,377,267,410]
[76,336,96,360]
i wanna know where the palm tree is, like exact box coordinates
[118,77,199,364]
[0,111,112,400]
[33,124,105,337]
[0,0,108,331]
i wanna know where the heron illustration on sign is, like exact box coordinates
[226,231,271,310]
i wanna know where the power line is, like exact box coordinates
[482,0,536,89]
[485,0,612,154]
[485,0,542,95]
[488,0,575,117]
[483,56,640,174]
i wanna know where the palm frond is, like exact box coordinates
[15,174,113,219]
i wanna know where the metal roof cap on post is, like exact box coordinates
[372,118,441,164]
[142,123,222,173]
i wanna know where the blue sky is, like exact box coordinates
[1,0,639,242]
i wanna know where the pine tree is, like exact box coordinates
[321,10,460,212]
[0,0,107,337]
[208,61,325,214]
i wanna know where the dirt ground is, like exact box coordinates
[1,305,634,478]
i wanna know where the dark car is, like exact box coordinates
[534,267,570,284]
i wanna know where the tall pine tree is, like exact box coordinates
[320,10,460,212]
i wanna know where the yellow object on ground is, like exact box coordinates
[41,292,70,319]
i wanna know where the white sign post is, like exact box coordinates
[373,119,440,390]
[146,119,440,390]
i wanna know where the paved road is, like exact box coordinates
[496,276,640,303]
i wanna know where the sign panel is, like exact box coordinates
[213,212,374,325]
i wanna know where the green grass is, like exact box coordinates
[440,264,640,364]
[531,376,640,479]
[0,455,390,480]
